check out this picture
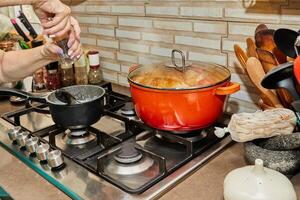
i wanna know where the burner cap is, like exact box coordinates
[114,141,142,164]
[156,130,208,143]
[120,102,135,116]
[62,129,96,145]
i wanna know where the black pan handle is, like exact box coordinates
[0,87,47,103]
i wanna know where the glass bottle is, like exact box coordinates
[51,33,75,65]
[31,39,46,91]
[45,62,61,90]
[88,51,102,84]
[60,62,74,87]
[74,54,88,85]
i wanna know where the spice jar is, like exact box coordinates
[45,62,61,90]
[51,34,74,65]
[0,41,14,51]
[74,54,88,85]
[88,51,102,84]
[31,39,46,91]
[60,62,74,87]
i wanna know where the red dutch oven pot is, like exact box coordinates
[128,50,240,133]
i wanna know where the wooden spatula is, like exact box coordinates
[246,38,258,58]
[246,57,283,108]
[234,44,248,71]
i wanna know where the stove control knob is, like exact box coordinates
[36,143,50,161]
[7,126,22,141]
[25,137,39,154]
[47,150,64,169]
[16,131,30,147]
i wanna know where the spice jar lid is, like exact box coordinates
[60,62,73,69]
[46,61,59,70]
[88,51,100,67]
[31,39,44,48]
[74,54,86,68]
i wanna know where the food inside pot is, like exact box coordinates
[130,63,230,89]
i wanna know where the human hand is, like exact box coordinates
[40,40,82,62]
[66,18,82,60]
[33,0,80,38]
[40,42,62,61]
[33,0,82,59]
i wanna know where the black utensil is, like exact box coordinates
[10,19,30,42]
[261,62,300,100]
[18,11,38,39]
[274,28,300,59]
[55,89,79,105]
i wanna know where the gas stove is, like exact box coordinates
[0,82,233,200]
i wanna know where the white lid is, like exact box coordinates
[224,159,297,200]
[88,52,100,66]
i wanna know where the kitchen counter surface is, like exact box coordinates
[1,98,300,200]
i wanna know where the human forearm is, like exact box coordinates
[0,0,37,7]
[0,46,54,83]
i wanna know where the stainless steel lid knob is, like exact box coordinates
[25,137,39,154]
[36,143,50,161]
[47,150,64,169]
[7,126,22,141]
[16,131,29,147]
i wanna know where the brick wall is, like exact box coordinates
[69,0,300,113]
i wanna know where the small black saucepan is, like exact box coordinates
[0,85,105,129]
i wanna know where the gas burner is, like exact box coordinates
[114,141,142,164]
[102,141,155,176]
[62,129,96,145]
[106,156,154,175]
[120,102,135,116]
[156,130,208,143]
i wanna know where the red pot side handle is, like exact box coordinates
[215,82,240,95]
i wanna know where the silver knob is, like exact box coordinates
[16,131,29,147]
[25,137,39,153]
[47,150,64,168]
[36,143,50,161]
[7,126,21,141]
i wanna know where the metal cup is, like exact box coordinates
[36,143,50,161]
[16,131,29,147]
[25,137,39,153]
[47,150,64,168]
[7,126,21,141]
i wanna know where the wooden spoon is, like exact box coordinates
[234,44,247,71]
[246,38,258,58]
[256,48,293,107]
[246,57,283,108]
[256,48,279,72]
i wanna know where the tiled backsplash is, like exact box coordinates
[68,1,299,112]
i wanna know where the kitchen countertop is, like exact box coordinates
[0,90,300,199]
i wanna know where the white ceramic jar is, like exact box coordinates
[224,159,297,200]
